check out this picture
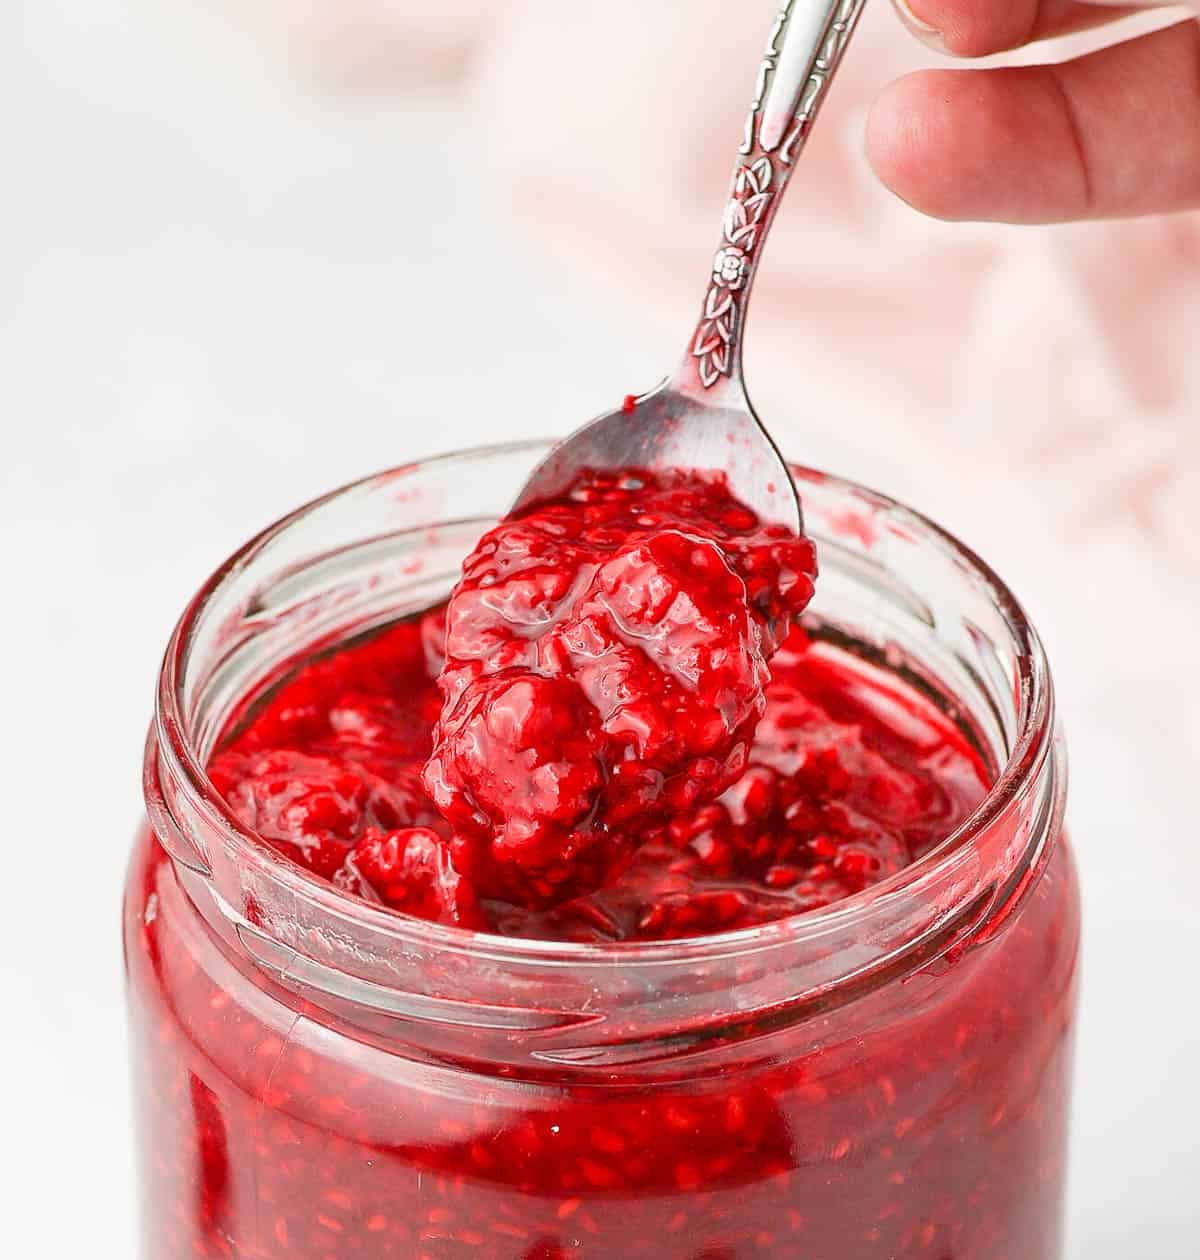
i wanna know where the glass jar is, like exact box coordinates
[124,442,1080,1260]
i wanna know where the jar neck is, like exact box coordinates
[146,444,1063,1072]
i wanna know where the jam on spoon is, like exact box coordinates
[424,467,817,906]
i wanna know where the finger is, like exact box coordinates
[894,0,1140,56]
[866,19,1200,222]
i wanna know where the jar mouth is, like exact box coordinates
[152,440,1055,967]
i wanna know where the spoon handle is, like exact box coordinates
[679,0,868,398]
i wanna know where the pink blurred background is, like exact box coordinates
[229,0,1200,756]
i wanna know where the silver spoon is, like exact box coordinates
[514,0,868,532]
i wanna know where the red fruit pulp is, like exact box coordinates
[126,667,1079,1257]
[125,465,1080,1259]
[423,467,819,907]
[209,613,988,942]
[206,468,987,940]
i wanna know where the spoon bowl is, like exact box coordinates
[513,380,801,530]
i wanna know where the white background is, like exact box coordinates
[2,2,1196,1256]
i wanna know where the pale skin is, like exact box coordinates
[867,0,1200,221]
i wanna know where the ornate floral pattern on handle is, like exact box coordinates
[691,0,867,389]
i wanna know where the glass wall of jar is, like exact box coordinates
[124,443,1080,1260]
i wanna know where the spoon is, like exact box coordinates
[514,0,868,532]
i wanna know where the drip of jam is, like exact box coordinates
[208,469,986,939]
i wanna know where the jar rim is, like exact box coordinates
[153,440,1055,967]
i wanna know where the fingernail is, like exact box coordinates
[892,0,946,50]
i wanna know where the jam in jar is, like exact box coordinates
[125,445,1079,1259]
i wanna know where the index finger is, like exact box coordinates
[896,0,1137,56]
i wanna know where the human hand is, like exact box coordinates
[867,1,1200,221]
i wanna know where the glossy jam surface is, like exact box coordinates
[126,467,1081,1259]
[206,466,1001,943]
[210,620,987,942]
[422,468,817,906]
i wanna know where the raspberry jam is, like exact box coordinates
[126,449,1080,1260]
[207,614,986,944]
[423,468,817,909]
